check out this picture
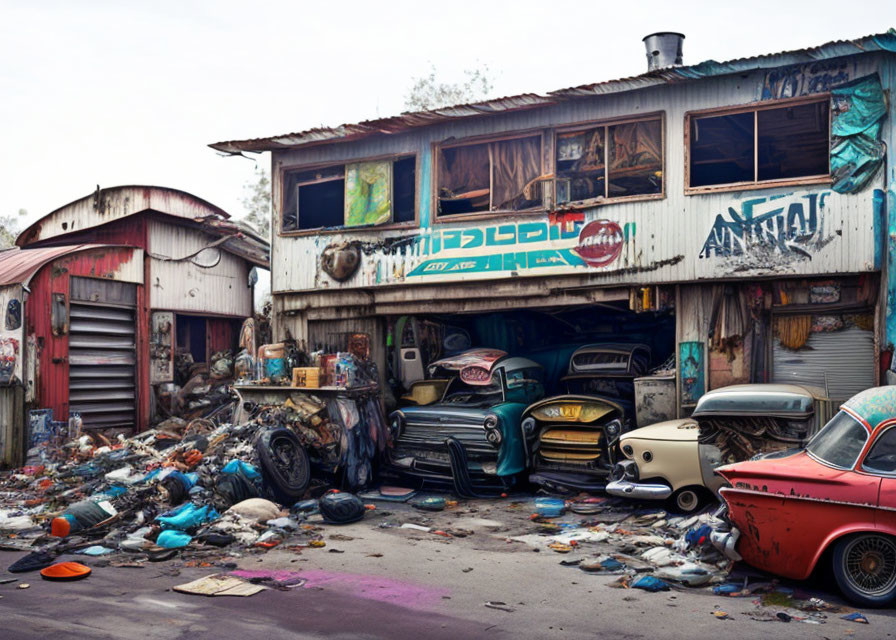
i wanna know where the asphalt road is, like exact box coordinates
[1,500,894,639]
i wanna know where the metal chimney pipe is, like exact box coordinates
[643,32,685,71]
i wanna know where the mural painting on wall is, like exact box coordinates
[680,341,705,406]
[403,212,636,278]
[699,192,833,265]
[0,336,19,385]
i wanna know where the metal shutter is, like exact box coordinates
[68,301,137,429]
[772,325,875,404]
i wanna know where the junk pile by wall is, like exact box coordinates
[0,385,389,564]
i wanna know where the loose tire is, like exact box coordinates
[833,533,896,608]
[255,427,311,505]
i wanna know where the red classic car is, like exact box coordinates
[714,386,896,607]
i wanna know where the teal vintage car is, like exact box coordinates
[387,349,545,496]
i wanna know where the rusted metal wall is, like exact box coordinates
[0,386,24,467]
[25,247,144,430]
[147,220,252,317]
[269,53,885,303]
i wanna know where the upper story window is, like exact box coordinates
[687,97,830,191]
[281,155,415,233]
[556,116,663,206]
[437,134,544,217]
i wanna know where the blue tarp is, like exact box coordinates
[831,74,888,193]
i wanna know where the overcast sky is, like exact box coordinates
[1,1,892,229]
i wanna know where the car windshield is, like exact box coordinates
[806,411,868,469]
[442,375,503,407]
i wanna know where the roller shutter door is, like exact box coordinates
[68,279,137,429]
[772,325,875,404]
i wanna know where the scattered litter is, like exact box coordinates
[17,583,30,589]
[484,601,515,612]
[631,575,671,592]
[174,573,266,597]
[712,610,731,620]
[400,523,431,532]
[841,612,869,624]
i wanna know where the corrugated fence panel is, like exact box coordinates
[0,386,23,467]
[148,220,252,316]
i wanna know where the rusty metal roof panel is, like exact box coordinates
[210,30,896,154]
[0,244,116,286]
[209,94,556,153]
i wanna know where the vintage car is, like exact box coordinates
[522,343,650,493]
[607,384,832,512]
[387,348,545,496]
[713,386,896,608]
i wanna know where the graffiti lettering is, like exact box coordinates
[700,193,829,259]
[762,61,851,100]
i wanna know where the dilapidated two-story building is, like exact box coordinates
[211,30,896,416]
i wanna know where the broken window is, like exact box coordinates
[438,135,543,216]
[281,155,416,232]
[688,99,829,189]
[556,117,662,206]
[5,298,21,331]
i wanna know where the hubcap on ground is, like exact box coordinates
[676,490,698,512]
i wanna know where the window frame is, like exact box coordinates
[861,423,896,477]
[684,94,832,195]
[278,152,420,237]
[553,111,666,209]
[433,128,549,224]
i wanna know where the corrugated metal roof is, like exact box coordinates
[209,29,896,154]
[0,244,117,286]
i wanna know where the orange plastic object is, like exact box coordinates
[50,517,71,538]
[40,562,92,581]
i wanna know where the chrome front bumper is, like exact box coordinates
[605,479,672,500]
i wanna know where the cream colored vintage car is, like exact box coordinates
[606,383,832,512]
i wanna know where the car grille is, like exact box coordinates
[535,426,609,472]
[392,416,495,467]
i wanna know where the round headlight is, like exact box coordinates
[605,420,620,437]
[622,444,634,458]
[642,450,653,463]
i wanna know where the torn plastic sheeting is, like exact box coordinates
[550,529,609,545]
[831,74,887,194]
[156,503,218,531]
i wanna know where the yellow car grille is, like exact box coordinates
[538,428,602,466]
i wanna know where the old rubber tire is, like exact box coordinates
[255,427,311,505]
[833,533,896,608]
[667,487,703,514]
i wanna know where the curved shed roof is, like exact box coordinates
[0,244,115,286]
[16,185,269,268]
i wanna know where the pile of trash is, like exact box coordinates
[0,397,386,571]
[512,497,732,590]
[156,350,237,424]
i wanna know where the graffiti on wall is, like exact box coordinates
[699,192,831,262]
[761,60,851,100]
[403,212,636,278]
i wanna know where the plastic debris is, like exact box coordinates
[631,575,671,592]
[841,612,869,624]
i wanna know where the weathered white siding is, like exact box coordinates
[270,53,885,298]
[148,220,252,316]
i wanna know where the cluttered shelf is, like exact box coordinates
[233,384,378,393]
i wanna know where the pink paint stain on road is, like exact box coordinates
[231,569,449,610]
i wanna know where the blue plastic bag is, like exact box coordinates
[157,530,192,548]
[632,575,671,592]
[534,497,566,518]
[221,460,261,481]
[156,503,218,531]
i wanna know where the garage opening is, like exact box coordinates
[386,302,676,408]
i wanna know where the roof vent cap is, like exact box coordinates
[642,32,684,71]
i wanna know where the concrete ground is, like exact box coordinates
[1,497,894,639]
